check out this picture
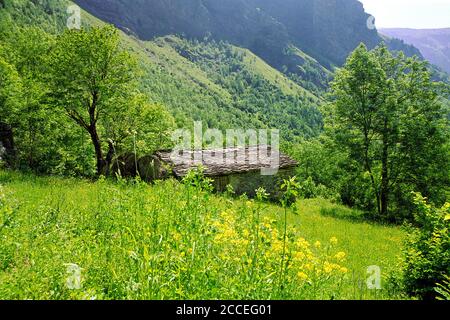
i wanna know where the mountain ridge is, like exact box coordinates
[380,28,450,73]
[74,0,423,80]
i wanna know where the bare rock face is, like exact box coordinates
[74,0,385,70]
[0,122,15,167]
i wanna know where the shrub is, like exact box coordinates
[181,166,213,193]
[298,177,339,201]
[401,193,450,299]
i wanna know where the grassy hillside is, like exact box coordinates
[0,171,405,300]
[92,15,323,138]
[148,35,323,137]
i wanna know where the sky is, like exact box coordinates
[358,0,450,29]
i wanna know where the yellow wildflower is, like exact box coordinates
[294,251,306,261]
[272,241,284,253]
[297,272,309,281]
[314,241,321,248]
[296,238,310,250]
[306,252,315,261]
[172,232,182,241]
[271,228,279,239]
[330,237,338,245]
[340,267,348,274]
[304,263,313,271]
[324,262,333,273]
[335,252,346,261]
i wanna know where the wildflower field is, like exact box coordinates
[0,170,405,300]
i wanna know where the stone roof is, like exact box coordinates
[154,145,298,178]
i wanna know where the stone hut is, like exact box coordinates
[149,146,298,198]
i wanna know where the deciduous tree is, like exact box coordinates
[49,25,175,176]
[327,44,448,220]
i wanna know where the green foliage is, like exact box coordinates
[280,176,300,208]
[181,166,214,193]
[48,25,139,175]
[102,95,175,158]
[325,44,449,221]
[0,52,21,125]
[401,194,450,299]
[48,24,175,175]
[255,187,269,202]
[435,275,450,300]
[286,137,343,201]
[296,177,333,200]
[0,25,84,173]
[0,0,68,33]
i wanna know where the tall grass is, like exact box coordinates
[0,170,405,300]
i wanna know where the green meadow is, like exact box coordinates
[0,171,405,300]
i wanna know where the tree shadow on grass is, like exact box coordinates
[319,206,388,226]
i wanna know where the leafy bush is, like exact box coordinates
[286,137,344,202]
[298,177,339,201]
[401,193,450,299]
[181,166,214,193]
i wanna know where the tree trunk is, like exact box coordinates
[363,136,381,215]
[88,125,107,176]
[380,120,389,217]
[0,121,16,168]
[105,141,115,177]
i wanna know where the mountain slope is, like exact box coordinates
[250,0,381,67]
[0,0,323,139]
[78,1,324,138]
[380,28,450,73]
[74,0,422,77]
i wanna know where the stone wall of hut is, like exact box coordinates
[212,167,296,199]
